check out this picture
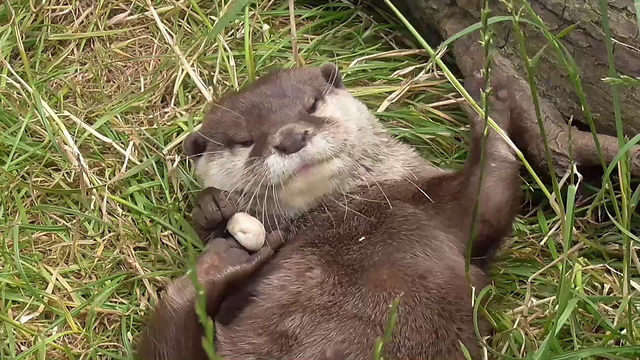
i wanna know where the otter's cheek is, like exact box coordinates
[328,121,357,144]
[315,96,360,140]
[198,153,248,191]
[304,133,336,159]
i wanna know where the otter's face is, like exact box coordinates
[184,64,377,213]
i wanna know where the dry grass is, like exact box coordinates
[0,0,638,359]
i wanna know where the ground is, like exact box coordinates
[1,1,639,359]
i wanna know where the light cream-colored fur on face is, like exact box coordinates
[274,88,380,210]
[193,87,429,219]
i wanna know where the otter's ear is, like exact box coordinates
[183,131,207,159]
[320,63,345,89]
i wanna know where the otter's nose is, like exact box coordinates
[274,130,308,155]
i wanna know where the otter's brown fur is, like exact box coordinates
[136,64,522,360]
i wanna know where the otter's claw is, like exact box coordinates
[192,187,237,243]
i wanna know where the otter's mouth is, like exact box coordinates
[293,158,336,177]
[295,162,319,176]
[278,158,341,210]
[281,158,335,185]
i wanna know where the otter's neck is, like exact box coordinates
[356,129,436,185]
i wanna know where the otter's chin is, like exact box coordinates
[278,159,343,211]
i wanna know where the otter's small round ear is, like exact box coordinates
[183,131,208,159]
[320,63,345,89]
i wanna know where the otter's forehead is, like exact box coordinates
[244,67,330,99]
[222,69,327,114]
[198,66,335,144]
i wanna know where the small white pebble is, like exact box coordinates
[226,212,266,251]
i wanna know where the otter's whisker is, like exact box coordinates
[346,157,392,209]
[261,183,271,230]
[186,149,225,160]
[230,177,257,210]
[207,102,247,120]
[271,183,285,231]
[246,167,269,213]
[402,175,434,203]
[193,132,225,147]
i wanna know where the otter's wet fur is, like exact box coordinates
[136,64,522,360]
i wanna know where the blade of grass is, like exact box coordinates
[244,5,256,82]
[382,0,560,215]
[373,296,401,360]
[515,1,625,228]
[507,0,565,220]
[598,0,635,343]
[466,0,494,286]
[635,0,640,33]
[532,183,579,359]
[530,23,578,67]
[549,345,640,359]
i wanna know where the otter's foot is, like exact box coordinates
[463,72,513,135]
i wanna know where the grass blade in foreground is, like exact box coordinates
[598,0,635,344]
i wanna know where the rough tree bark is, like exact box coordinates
[367,0,640,177]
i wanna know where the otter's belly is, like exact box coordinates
[214,237,487,360]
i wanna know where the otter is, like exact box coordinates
[136,63,522,360]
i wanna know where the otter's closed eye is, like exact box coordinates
[307,95,322,114]
[227,138,254,148]
[236,140,254,148]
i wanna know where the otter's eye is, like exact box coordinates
[228,137,254,148]
[307,95,321,114]
[237,140,254,148]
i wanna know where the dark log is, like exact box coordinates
[366,0,640,177]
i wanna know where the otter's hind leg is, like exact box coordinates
[417,75,522,266]
[135,232,285,360]
[461,75,522,267]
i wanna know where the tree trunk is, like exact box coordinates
[367,0,640,176]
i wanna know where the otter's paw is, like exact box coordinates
[191,187,237,240]
[196,231,287,277]
[463,72,512,133]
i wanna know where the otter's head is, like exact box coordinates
[184,64,382,217]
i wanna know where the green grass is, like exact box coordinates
[0,0,638,359]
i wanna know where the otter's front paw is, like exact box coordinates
[192,187,237,242]
[196,231,288,278]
